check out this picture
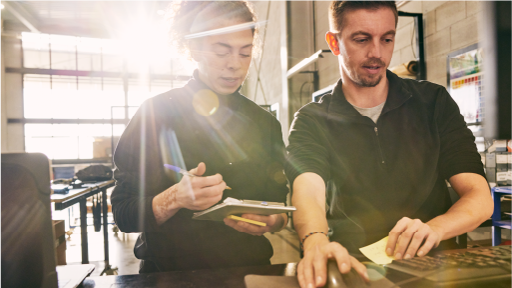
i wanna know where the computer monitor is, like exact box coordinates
[1,153,58,288]
[481,1,511,140]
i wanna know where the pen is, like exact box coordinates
[227,215,266,226]
[164,164,232,190]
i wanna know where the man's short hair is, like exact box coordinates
[329,1,398,33]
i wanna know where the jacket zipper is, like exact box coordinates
[374,127,385,164]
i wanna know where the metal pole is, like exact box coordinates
[79,198,89,264]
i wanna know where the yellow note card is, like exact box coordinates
[359,236,395,265]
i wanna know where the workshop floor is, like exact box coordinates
[64,223,301,276]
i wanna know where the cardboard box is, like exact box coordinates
[508,153,512,185]
[53,220,66,265]
[486,169,496,185]
[494,140,508,152]
[496,152,508,172]
[497,172,508,186]
[486,153,496,168]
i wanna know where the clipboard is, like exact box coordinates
[192,197,296,221]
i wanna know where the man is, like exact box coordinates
[286,2,494,287]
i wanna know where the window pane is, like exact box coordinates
[102,39,123,73]
[24,50,51,69]
[151,57,171,75]
[22,33,51,69]
[77,77,105,119]
[50,35,77,70]
[51,75,80,119]
[151,79,172,95]
[77,53,102,71]
[127,57,149,74]
[24,75,126,120]
[25,124,126,160]
[51,51,76,70]
[21,31,191,160]
[77,37,104,71]
[25,124,53,137]
[102,54,123,73]
[24,74,52,118]
[172,57,196,77]
[127,78,151,107]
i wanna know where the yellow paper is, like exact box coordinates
[359,236,395,265]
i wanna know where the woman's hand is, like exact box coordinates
[223,213,288,236]
[174,162,226,211]
[153,162,226,225]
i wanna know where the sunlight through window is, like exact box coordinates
[21,30,196,160]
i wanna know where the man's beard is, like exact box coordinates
[347,58,386,87]
[356,74,383,87]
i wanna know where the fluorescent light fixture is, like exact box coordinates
[287,50,331,79]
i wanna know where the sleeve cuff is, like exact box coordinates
[443,162,486,180]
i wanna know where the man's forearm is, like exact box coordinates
[428,173,493,240]
[292,173,330,248]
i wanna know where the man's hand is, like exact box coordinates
[297,234,368,288]
[223,213,287,236]
[386,217,443,260]
[153,162,226,225]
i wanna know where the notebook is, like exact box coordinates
[192,197,296,221]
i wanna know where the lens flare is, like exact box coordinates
[192,89,220,116]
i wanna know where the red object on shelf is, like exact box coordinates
[499,241,511,246]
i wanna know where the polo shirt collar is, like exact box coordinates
[328,70,412,121]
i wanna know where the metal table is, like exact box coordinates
[52,180,115,274]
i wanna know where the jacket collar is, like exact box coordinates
[186,69,243,95]
[177,69,244,114]
[328,70,412,123]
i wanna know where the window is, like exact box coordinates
[20,32,195,161]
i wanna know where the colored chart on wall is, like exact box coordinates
[448,46,483,125]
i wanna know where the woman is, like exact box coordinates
[111,1,289,273]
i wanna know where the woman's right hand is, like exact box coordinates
[153,162,226,225]
[175,162,226,211]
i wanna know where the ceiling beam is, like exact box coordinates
[3,1,40,33]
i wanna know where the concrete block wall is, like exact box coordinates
[395,1,482,87]
[309,1,483,90]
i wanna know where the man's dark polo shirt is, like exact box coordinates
[286,70,486,253]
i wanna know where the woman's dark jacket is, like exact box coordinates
[111,73,288,271]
